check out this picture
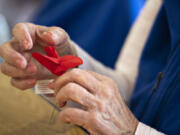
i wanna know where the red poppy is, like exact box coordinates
[32,46,83,76]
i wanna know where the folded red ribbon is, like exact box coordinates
[32,46,83,76]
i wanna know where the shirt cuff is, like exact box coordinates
[135,122,165,135]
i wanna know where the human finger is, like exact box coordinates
[12,23,36,50]
[0,61,36,78]
[36,26,69,47]
[0,42,27,69]
[54,69,102,95]
[11,78,36,90]
[59,107,89,127]
[56,82,97,109]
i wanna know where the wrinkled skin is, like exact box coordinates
[0,23,138,135]
[0,23,76,90]
[50,69,138,135]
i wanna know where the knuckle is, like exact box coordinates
[70,68,81,77]
[56,83,75,101]
[96,100,105,110]
[55,27,69,40]
[62,83,79,100]
[64,83,76,93]
[99,85,114,99]
[89,113,99,126]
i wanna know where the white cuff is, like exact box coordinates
[135,122,165,135]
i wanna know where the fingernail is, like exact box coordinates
[17,59,27,69]
[43,32,56,46]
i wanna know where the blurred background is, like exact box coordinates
[0,0,41,62]
[0,0,144,67]
[0,0,144,135]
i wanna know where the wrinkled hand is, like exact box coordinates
[50,69,138,135]
[0,23,76,90]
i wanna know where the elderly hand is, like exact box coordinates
[50,69,138,135]
[0,23,76,90]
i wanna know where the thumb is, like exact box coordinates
[36,26,69,47]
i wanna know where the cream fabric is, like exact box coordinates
[116,0,163,91]
[135,122,165,135]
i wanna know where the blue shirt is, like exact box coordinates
[33,0,144,68]
[34,0,180,134]
[130,1,180,134]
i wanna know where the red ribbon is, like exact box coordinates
[32,46,83,76]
